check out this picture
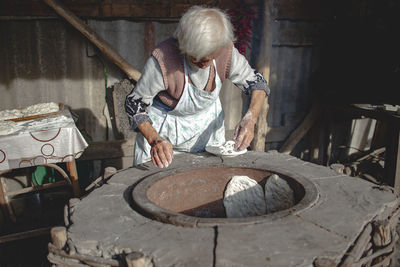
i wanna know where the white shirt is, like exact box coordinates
[130,46,267,105]
[125,45,269,130]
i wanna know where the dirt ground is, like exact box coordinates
[0,235,51,266]
[0,184,68,266]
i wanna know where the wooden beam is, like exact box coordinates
[1,1,238,19]
[5,180,68,197]
[251,0,273,152]
[279,102,321,154]
[0,226,52,244]
[42,0,141,82]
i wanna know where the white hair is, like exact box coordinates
[173,6,234,61]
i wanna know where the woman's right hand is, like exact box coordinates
[150,137,173,168]
[137,122,174,168]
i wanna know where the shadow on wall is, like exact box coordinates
[0,19,125,140]
[72,107,126,190]
[0,20,96,87]
[0,19,134,168]
[0,19,142,88]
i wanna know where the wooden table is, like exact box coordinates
[331,104,400,194]
[0,107,88,242]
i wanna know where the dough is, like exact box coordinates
[265,174,295,213]
[22,102,59,117]
[0,102,59,121]
[0,109,23,121]
[205,140,247,157]
[223,175,266,218]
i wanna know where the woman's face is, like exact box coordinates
[188,48,223,69]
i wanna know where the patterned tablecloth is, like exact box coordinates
[0,108,88,171]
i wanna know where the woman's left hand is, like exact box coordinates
[233,111,256,151]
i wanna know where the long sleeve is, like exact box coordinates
[125,57,165,131]
[125,46,271,132]
[228,47,270,96]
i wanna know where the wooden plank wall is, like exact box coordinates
[0,0,329,150]
[0,0,332,171]
[0,0,253,19]
[262,0,329,149]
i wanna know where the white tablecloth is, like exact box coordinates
[0,108,88,171]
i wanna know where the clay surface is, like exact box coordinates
[64,151,399,267]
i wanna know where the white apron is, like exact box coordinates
[134,59,225,165]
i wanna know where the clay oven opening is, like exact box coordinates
[132,165,317,227]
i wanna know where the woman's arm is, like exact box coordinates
[137,122,173,168]
[125,57,173,167]
[234,90,267,150]
[228,47,270,150]
[229,47,270,97]
[125,57,165,130]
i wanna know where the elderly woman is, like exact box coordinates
[125,6,270,168]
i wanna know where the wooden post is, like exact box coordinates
[309,118,322,164]
[144,22,155,58]
[125,252,152,267]
[0,227,52,244]
[394,130,400,195]
[279,102,321,155]
[0,174,9,221]
[42,0,141,82]
[0,175,16,222]
[66,159,81,197]
[251,0,273,151]
[385,125,400,195]
[50,226,67,250]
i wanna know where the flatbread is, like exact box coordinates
[205,140,247,157]
[265,174,295,213]
[223,175,266,218]
[0,102,59,121]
